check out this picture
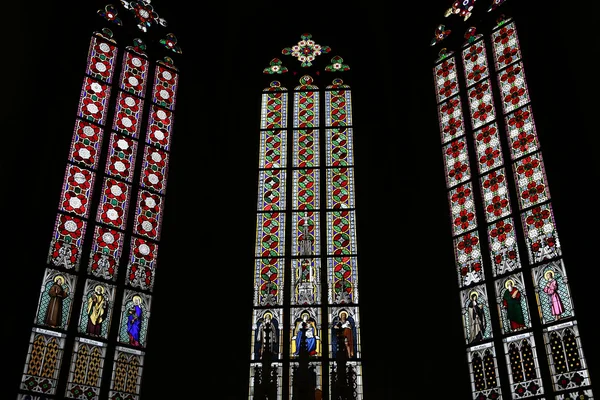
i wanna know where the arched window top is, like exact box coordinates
[263,80,288,92]
[295,75,318,90]
[326,78,350,89]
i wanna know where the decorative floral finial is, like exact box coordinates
[263,58,288,75]
[282,33,331,68]
[120,0,167,32]
[159,33,182,54]
[325,56,350,72]
[98,4,123,25]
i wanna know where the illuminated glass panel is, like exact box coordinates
[326,167,354,210]
[152,63,178,110]
[327,256,359,304]
[325,127,353,167]
[147,106,174,143]
[291,211,320,256]
[473,122,504,174]
[48,214,87,270]
[293,169,319,210]
[34,269,77,330]
[329,306,360,359]
[261,83,288,130]
[467,79,496,129]
[86,33,118,83]
[95,177,131,230]
[480,168,512,223]
[454,231,484,288]
[117,290,151,348]
[58,165,96,218]
[105,133,138,182]
[438,95,466,144]
[290,307,322,358]
[502,333,544,397]
[467,344,502,399]
[132,189,164,241]
[68,120,104,170]
[462,39,489,88]
[461,284,493,345]
[125,237,159,291]
[250,308,283,361]
[254,258,284,307]
[543,322,592,392]
[504,105,540,161]
[442,136,472,188]
[497,63,530,115]
[487,217,522,277]
[513,151,550,210]
[119,50,149,98]
[292,128,320,169]
[521,203,562,264]
[88,225,124,281]
[78,77,111,125]
[261,129,288,169]
[139,145,169,194]
[329,361,363,399]
[495,273,532,334]
[20,328,67,395]
[291,258,321,306]
[434,56,459,103]
[325,81,352,126]
[77,279,115,339]
[555,390,595,400]
[112,92,144,138]
[108,347,145,400]
[294,90,319,128]
[326,210,357,255]
[448,181,477,236]
[255,212,286,257]
[64,338,108,400]
[491,21,522,73]
[249,362,283,400]
[290,362,323,399]
[531,260,575,325]
[258,169,287,211]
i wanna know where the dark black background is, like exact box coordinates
[5,1,600,399]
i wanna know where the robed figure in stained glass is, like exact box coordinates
[502,279,525,331]
[127,295,143,346]
[292,312,319,356]
[86,285,107,336]
[468,291,486,344]
[44,275,69,328]
[331,310,356,358]
[542,270,564,320]
[255,312,279,360]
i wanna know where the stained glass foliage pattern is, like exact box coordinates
[520,203,562,264]
[487,217,522,277]
[502,333,544,397]
[448,181,477,236]
[258,169,287,211]
[148,106,174,143]
[48,214,87,270]
[326,167,354,209]
[467,343,501,398]
[68,120,105,170]
[473,122,504,175]
[78,77,111,125]
[126,237,159,291]
[443,135,472,188]
[454,231,484,288]
[108,346,145,400]
[293,169,319,210]
[461,284,493,345]
[480,167,512,223]
[294,88,319,128]
[467,78,496,129]
[88,225,124,281]
[434,56,459,103]
[139,145,169,195]
[291,211,320,256]
[462,39,489,88]
[112,91,145,138]
[543,322,592,392]
[326,210,357,255]
[325,82,352,127]
[119,49,149,98]
[532,260,574,325]
[86,33,118,84]
[58,164,96,218]
[261,83,288,130]
[20,328,67,395]
[495,273,532,334]
[491,21,522,73]
[95,177,131,230]
[152,63,178,110]
[64,337,107,400]
[294,129,319,168]
[327,256,359,304]
[77,280,115,339]
[105,133,138,182]
[512,151,550,210]
[438,94,466,145]
[326,128,353,167]
[132,189,164,241]
[504,106,540,161]
[35,269,77,330]
[260,129,288,169]
[254,258,284,307]
[256,212,286,258]
[497,62,530,115]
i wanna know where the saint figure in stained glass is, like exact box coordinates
[331,310,356,358]
[86,285,107,336]
[292,312,319,356]
[127,295,143,346]
[542,270,564,320]
[468,291,486,344]
[502,279,525,331]
[44,275,70,328]
[255,311,279,360]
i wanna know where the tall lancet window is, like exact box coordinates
[431,1,594,399]
[250,34,363,400]
[17,2,182,399]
